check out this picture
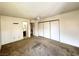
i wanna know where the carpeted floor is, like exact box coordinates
[0,36,79,56]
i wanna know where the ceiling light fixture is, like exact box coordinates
[36,16,40,20]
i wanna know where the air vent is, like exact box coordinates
[13,23,19,24]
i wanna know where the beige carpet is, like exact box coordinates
[0,36,79,56]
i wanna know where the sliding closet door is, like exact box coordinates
[50,21,59,41]
[44,22,50,38]
[38,23,44,37]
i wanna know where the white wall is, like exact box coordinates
[38,23,44,37]
[34,9,79,47]
[34,22,39,36]
[1,15,30,45]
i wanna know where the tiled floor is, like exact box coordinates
[0,36,79,56]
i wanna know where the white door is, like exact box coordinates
[44,22,50,38]
[38,23,44,37]
[50,21,59,41]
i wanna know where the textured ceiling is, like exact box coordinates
[0,2,79,19]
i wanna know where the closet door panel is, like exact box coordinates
[38,23,44,37]
[50,21,59,41]
[44,22,50,38]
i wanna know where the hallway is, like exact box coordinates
[0,36,79,56]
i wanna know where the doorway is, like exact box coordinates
[22,22,27,37]
[30,23,35,36]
